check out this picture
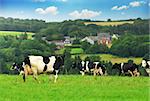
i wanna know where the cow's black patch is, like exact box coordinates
[43,56,50,64]
[54,56,64,70]
[24,57,31,68]
[43,65,47,72]
[43,56,50,72]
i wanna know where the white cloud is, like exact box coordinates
[69,9,101,19]
[33,0,46,2]
[149,3,150,6]
[35,6,58,15]
[129,1,146,7]
[111,5,129,10]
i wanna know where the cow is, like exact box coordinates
[73,60,106,76]
[94,62,107,76]
[12,55,64,83]
[141,59,150,76]
[112,62,140,77]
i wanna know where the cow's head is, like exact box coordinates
[11,63,19,70]
[11,63,24,75]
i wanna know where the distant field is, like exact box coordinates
[70,48,84,54]
[0,31,34,39]
[73,54,142,64]
[84,21,134,26]
[0,75,149,101]
[55,48,84,55]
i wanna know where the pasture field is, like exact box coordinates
[70,48,84,54]
[73,54,142,64]
[84,21,134,26]
[0,31,34,39]
[0,75,149,101]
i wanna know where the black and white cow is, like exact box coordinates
[112,62,140,76]
[141,59,150,76]
[12,55,64,83]
[94,62,107,76]
[73,60,106,76]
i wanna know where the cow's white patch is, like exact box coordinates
[19,71,24,75]
[142,60,147,67]
[86,61,89,72]
[47,56,56,72]
[81,61,85,67]
[121,63,124,73]
[147,61,150,68]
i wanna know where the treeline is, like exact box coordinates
[35,18,149,42]
[0,17,149,38]
[79,34,149,58]
[0,35,56,74]
[0,17,47,32]
[110,34,149,57]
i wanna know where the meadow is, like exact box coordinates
[0,75,149,101]
[72,54,142,64]
[84,21,134,26]
[0,31,34,39]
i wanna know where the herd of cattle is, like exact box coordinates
[11,55,150,83]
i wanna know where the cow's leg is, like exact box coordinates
[54,70,59,83]
[23,74,26,82]
[23,67,28,82]
[128,70,133,77]
[32,68,40,83]
[99,68,103,76]
[49,73,53,81]
[93,69,96,76]
[80,71,85,76]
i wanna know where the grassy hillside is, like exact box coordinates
[0,31,34,39]
[0,75,149,101]
[72,54,142,64]
[84,21,134,26]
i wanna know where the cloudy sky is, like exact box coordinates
[0,0,149,22]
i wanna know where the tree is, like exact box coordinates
[107,19,111,22]
[64,49,73,74]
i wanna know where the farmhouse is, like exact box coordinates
[81,37,95,45]
[64,36,73,46]
[97,33,111,45]
[81,32,112,45]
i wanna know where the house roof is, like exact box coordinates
[97,33,111,38]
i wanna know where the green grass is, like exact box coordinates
[55,48,84,55]
[0,75,149,101]
[70,48,84,54]
[0,31,34,39]
[73,54,142,64]
[84,21,134,26]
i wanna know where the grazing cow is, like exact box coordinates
[94,62,107,76]
[73,60,106,76]
[12,55,64,83]
[112,62,140,77]
[141,59,150,76]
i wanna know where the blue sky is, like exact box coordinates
[0,0,149,22]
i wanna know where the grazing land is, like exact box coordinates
[0,75,149,101]
[84,21,134,26]
[0,31,34,39]
[72,54,142,64]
